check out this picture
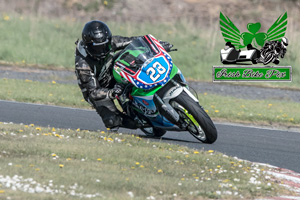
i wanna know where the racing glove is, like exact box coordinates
[159,41,174,52]
[108,83,124,99]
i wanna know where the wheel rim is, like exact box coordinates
[175,104,206,141]
[264,53,273,65]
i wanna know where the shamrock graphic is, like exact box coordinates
[220,12,287,49]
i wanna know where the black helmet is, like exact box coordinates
[82,20,112,59]
[281,37,288,46]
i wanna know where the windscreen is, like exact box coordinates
[119,37,158,68]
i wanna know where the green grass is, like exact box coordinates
[198,93,300,127]
[1,78,300,128]
[0,14,299,88]
[0,78,88,108]
[0,123,292,199]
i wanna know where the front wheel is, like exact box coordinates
[263,52,274,65]
[171,91,218,143]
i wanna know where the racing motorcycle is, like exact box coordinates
[259,38,288,65]
[113,34,217,144]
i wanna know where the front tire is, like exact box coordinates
[171,91,218,143]
[263,52,274,65]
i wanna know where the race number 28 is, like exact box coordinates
[146,62,166,82]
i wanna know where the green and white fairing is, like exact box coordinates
[113,34,185,127]
[111,34,217,144]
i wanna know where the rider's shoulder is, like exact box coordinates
[76,40,88,58]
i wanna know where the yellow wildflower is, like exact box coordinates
[36,127,41,131]
[66,158,72,161]
[194,151,199,154]
[208,150,214,153]
[3,15,10,21]
[215,110,219,113]
[157,169,163,173]
[59,164,64,168]
[0,190,5,193]
[52,81,56,84]
[97,158,102,161]
[135,162,140,165]
[140,165,145,168]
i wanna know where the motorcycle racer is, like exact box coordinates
[75,20,173,130]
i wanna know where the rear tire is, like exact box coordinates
[140,127,166,138]
[171,91,217,144]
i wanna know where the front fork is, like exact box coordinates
[153,79,198,129]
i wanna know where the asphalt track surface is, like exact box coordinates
[1,100,299,173]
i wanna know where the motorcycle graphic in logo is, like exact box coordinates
[219,12,288,65]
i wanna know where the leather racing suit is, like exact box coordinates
[75,36,139,129]
[75,36,173,129]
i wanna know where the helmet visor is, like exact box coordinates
[86,39,111,58]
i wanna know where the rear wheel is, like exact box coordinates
[171,91,217,143]
[140,127,166,138]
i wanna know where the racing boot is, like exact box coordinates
[119,112,143,129]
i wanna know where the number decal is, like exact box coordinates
[146,67,160,82]
[146,62,166,82]
[156,62,166,74]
